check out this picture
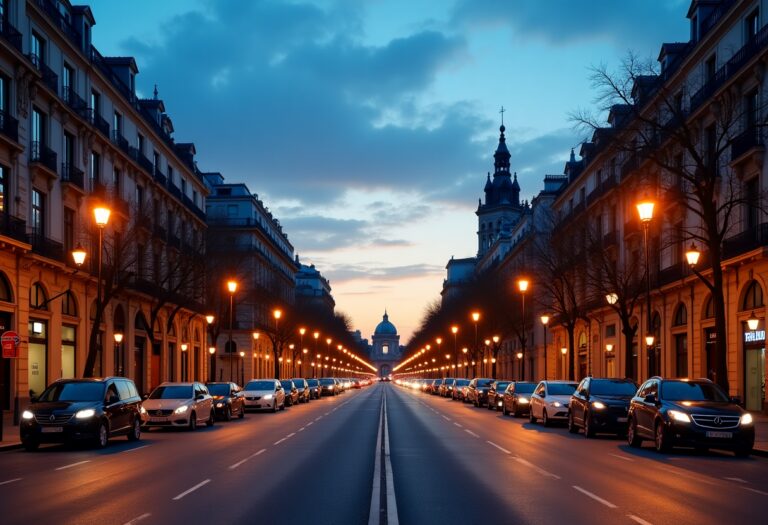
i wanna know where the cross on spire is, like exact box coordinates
[499,105,506,126]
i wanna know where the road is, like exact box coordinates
[0,383,766,525]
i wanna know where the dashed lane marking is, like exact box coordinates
[442,415,451,421]
[724,477,747,483]
[0,478,21,486]
[172,479,210,501]
[119,445,149,454]
[274,438,287,445]
[609,453,634,462]
[486,440,510,454]
[228,449,266,470]
[55,460,90,471]
[742,486,768,496]
[306,421,314,426]
[453,422,463,428]
[298,427,305,432]
[514,457,561,479]
[627,514,653,525]
[123,513,152,525]
[464,429,479,438]
[572,485,618,509]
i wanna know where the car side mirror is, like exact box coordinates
[644,394,656,404]
[729,396,742,405]
[195,394,205,400]
[540,392,546,398]
[142,394,149,400]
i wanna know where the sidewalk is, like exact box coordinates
[752,412,768,457]
[0,409,21,451]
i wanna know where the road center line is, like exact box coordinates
[627,514,654,525]
[287,432,296,438]
[119,445,149,454]
[315,416,322,421]
[609,453,634,462]
[306,421,314,426]
[123,513,152,525]
[464,429,479,438]
[382,389,399,525]
[442,415,451,421]
[486,440,510,454]
[742,486,768,496]
[172,479,211,501]
[724,477,747,483]
[0,478,21,486]
[228,449,266,470]
[298,427,305,432]
[55,460,90,471]
[572,485,617,508]
[453,422,463,428]
[514,457,561,479]
[274,438,286,445]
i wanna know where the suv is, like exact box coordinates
[627,377,755,456]
[20,377,143,451]
[568,377,637,437]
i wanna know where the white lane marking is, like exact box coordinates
[486,441,510,454]
[119,445,149,454]
[287,432,296,438]
[453,422,463,428]
[172,479,210,501]
[742,486,768,496]
[368,394,385,525]
[306,421,314,427]
[572,485,618,508]
[0,478,21,486]
[383,389,399,525]
[627,514,653,525]
[514,457,561,479]
[442,415,451,421]
[55,460,90,471]
[274,438,286,445]
[324,412,330,416]
[724,477,747,483]
[228,449,266,470]
[609,453,634,462]
[464,429,479,438]
[123,513,152,525]
[298,427,305,432]
[315,416,322,421]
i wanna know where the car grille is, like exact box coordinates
[35,413,73,424]
[246,396,261,401]
[690,414,740,429]
[148,409,174,417]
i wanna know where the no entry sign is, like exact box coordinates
[1,331,20,358]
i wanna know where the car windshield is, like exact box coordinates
[662,381,729,402]
[494,382,510,391]
[590,380,637,396]
[207,384,231,396]
[245,381,276,391]
[307,380,319,386]
[455,380,470,386]
[477,379,494,387]
[547,383,578,395]
[280,381,294,390]
[38,382,104,402]
[292,380,305,388]
[513,383,536,394]
[320,379,335,385]
[149,386,193,399]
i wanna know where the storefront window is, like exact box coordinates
[28,319,47,397]
[61,325,76,378]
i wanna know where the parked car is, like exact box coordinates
[439,378,456,397]
[306,379,321,399]
[627,377,755,456]
[501,381,537,417]
[292,378,311,403]
[487,381,511,411]
[206,382,246,421]
[467,378,495,407]
[142,382,215,431]
[568,377,637,437]
[452,379,471,401]
[242,379,285,412]
[429,379,444,395]
[20,377,143,451]
[319,377,338,396]
[529,381,578,426]
[281,380,299,406]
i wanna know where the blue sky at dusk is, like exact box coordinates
[89,0,689,341]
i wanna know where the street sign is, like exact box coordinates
[1,330,20,359]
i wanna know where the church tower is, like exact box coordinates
[371,311,401,377]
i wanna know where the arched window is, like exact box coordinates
[703,295,715,319]
[62,291,77,317]
[0,271,13,302]
[673,303,687,326]
[741,280,764,311]
[578,331,587,351]
[30,283,48,310]
[224,340,237,353]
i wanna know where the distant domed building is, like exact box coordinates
[371,311,401,377]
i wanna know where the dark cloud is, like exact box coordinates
[452,0,689,49]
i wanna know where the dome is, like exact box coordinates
[374,312,397,335]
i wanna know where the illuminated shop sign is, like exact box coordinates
[744,330,765,343]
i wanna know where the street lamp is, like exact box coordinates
[461,347,468,377]
[451,325,459,370]
[226,280,238,382]
[606,293,619,305]
[637,194,655,380]
[72,243,86,267]
[252,332,260,378]
[181,343,188,381]
[747,312,760,331]
[685,242,701,268]
[605,343,614,352]
[239,351,245,385]
[560,347,568,380]
[273,309,282,377]
[208,346,216,382]
[540,314,550,380]
[517,277,529,381]
[92,205,110,376]
[114,332,123,376]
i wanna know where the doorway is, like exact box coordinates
[745,347,765,412]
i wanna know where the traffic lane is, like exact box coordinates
[411,388,767,524]
[0,387,371,525]
[145,383,381,525]
[387,385,620,525]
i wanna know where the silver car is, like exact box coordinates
[142,382,215,431]
[242,379,286,412]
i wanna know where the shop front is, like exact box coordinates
[743,326,766,412]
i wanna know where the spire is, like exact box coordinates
[493,124,511,174]
[570,148,576,163]
[153,84,159,100]
[511,172,520,190]
[484,173,492,192]
[383,309,388,322]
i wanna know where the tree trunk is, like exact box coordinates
[710,251,730,393]
[273,347,280,379]
[621,318,636,380]
[83,300,107,378]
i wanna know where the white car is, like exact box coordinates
[142,382,214,431]
[242,379,285,412]
[529,380,579,426]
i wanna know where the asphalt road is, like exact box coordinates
[1,383,766,525]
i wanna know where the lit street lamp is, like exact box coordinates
[637,194,655,378]
[540,314,550,380]
[226,280,238,382]
[517,277,529,381]
[208,346,216,382]
[560,347,568,380]
[114,332,123,376]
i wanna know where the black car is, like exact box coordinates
[319,377,337,396]
[501,381,537,417]
[206,382,246,421]
[627,377,755,456]
[467,378,494,407]
[21,377,143,451]
[487,381,510,411]
[429,379,444,395]
[452,379,470,401]
[292,378,311,403]
[281,380,299,406]
[439,378,456,397]
[568,377,637,437]
[306,379,321,399]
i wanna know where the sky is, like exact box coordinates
[89,0,690,342]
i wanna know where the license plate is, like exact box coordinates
[706,431,733,439]
[41,426,63,433]
[616,417,628,423]
[149,417,167,423]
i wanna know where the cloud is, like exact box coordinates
[325,263,444,283]
[279,216,369,251]
[452,0,689,49]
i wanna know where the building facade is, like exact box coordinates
[370,311,401,377]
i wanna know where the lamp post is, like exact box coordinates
[91,206,110,378]
[273,309,282,378]
[226,280,238,382]
[517,277,529,381]
[239,351,245,385]
[451,326,459,371]
[180,343,188,381]
[208,346,216,382]
[516,351,523,380]
[540,314,550,380]
[113,332,123,376]
[461,347,468,377]
[325,338,332,376]
[637,195,655,379]
[471,312,480,375]
[560,347,568,380]
[252,332,260,378]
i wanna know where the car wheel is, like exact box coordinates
[567,412,579,434]
[584,412,594,438]
[280,401,286,411]
[127,417,141,441]
[206,410,215,427]
[654,421,669,453]
[238,405,245,419]
[189,412,197,431]
[224,406,232,421]
[529,410,537,424]
[487,399,493,410]
[627,416,642,448]
[95,421,109,448]
[542,409,550,427]
[501,404,507,416]
[23,439,39,452]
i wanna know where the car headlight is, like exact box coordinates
[668,409,690,423]
[216,403,224,408]
[174,405,189,414]
[498,400,503,405]
[22,410,34,420]
[75,409,96,419]
[591,401,606,410]
[552,401,562,408]
[518,397,529,404]
[140,406,147,414]
[740,413,753,425]
[263,394,273,400]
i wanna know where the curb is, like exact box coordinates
[0,442,21,451]
[752,447,768,458]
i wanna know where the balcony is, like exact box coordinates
[137,154,154,175]
[182,194,206,222]
[730,127,764,168]
[722,222,768,259]
[29,233,65,262]
[168,183,182,200]
[30,141,57,174]
[0,109,19,143]
[33,0,83,51]
[85,109,110,138]
[154,166,167,186]
[60,163,84,190]
[28,54,58,94]
[111,130,131,155]
[61,85,87,114]
[0,17,23,53]
[0,214,27,243]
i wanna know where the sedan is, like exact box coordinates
[142,382,215,430]
[568,377,637,437]
[487,381,511,411]
[467,378,495,407]
[292,378,311,403]
[242,379,286,412]
[281,380,299,406]
[452,379,471,401]
[319,377,338,396]
[529,381,578,426]
[206,382,246,421]
[501,381,537,417]
[306,379,321,399]
[439,378,456,397]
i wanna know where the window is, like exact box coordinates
[705,54,717,83]
[673,304,687,326]
[31,32,45,66]
[193,190,198,207]
[0,164,7,214]
[90,151,100,185]
[746,9,759,42]
[91,90,100,117]
[675,334,688,377]
[745,89,759,136]
[382,344,389,355]
[62,63,74,95]
[605,324,616,338]
[181,178,186,196]
[0,72,8,114]
[137,133,145,155]
[63,207,74,255]
[113,112,122,135]
[114,168,121,197]
[704,295,715,319]
[227,204,237,217]
[745,177,760,230]
[742,280,764,311]
[62,291,77,317]
[153,151,160,171]
[168,165,173,182]
[30,282,47,309]
[31,108,45,146]
[63,132,74,169]
[136,185,144,215]
[31,189,44,238]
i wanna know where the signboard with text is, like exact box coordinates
[1,331,20,358]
